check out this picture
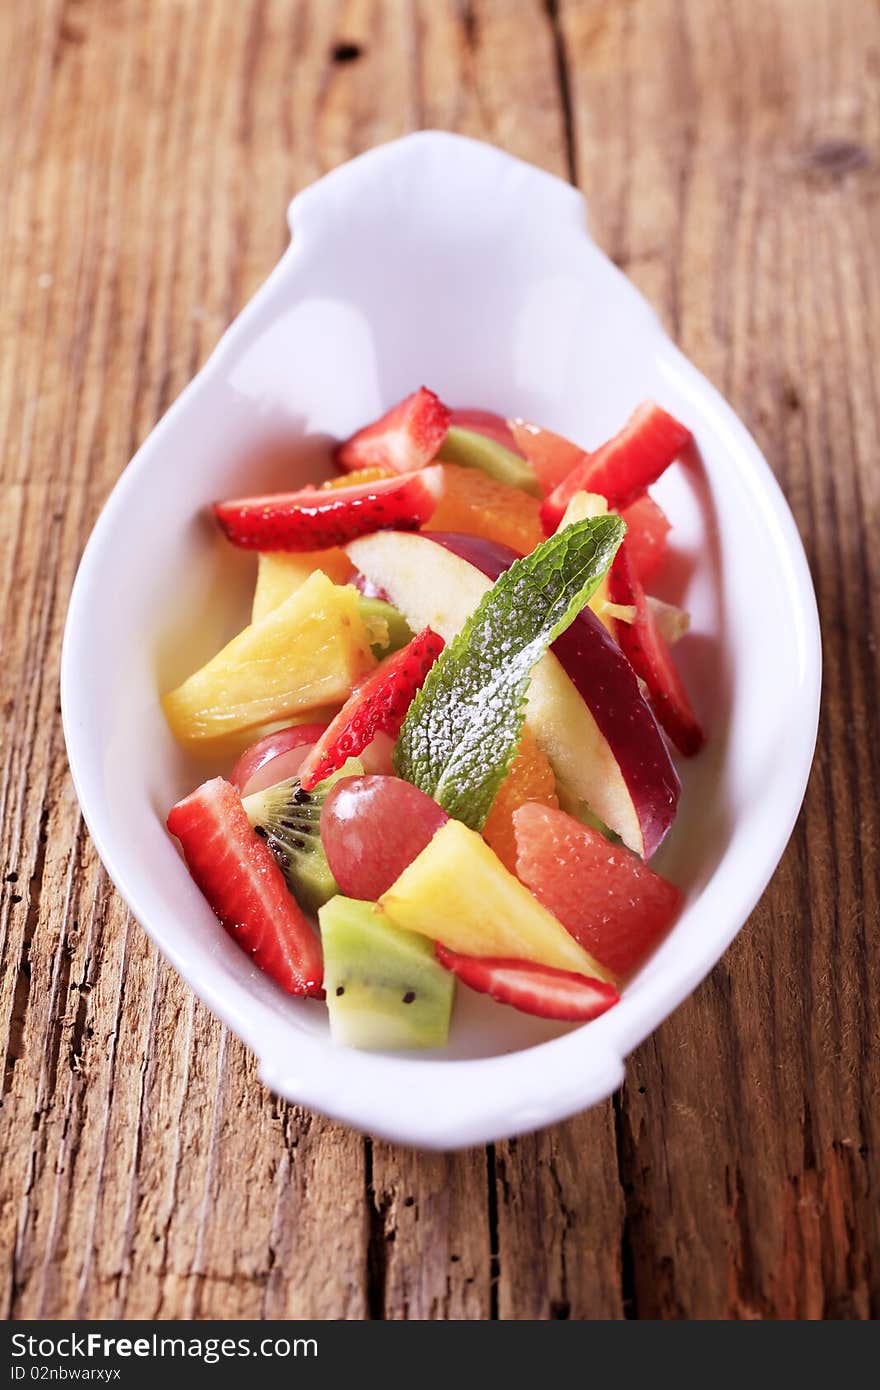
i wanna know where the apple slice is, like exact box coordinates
[345,530,679,858]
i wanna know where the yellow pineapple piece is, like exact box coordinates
[178,706,345,764]
[320,467,393,490]
[556,491,617,634]
[252,549,354,623]
[163,570,375,744]
[379,819,614,981]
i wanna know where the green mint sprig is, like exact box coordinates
[393,515,625,828]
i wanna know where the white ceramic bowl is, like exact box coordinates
[61,132,821,1149]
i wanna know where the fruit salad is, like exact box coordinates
[163,389,703,1050]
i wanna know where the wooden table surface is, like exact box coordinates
[1,0,877,1321]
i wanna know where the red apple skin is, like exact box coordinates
[427,532,680,859]
[550,616,679,858]
[425,531,512,579]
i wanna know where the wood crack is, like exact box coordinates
[364,1137,389,1320]
[486,1142,500,1320]
[2,807,49,1100]
[544,0,578,185]
[612,1090,638,1319]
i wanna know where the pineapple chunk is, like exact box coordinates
[252,550,353,623]
[163,570,375,744]
[379,819,615,981]
[556,492,616,634]
[174,707,345,764]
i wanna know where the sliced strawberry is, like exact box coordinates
[435,945,620,1022]
[508,419,586,496]
[608,543,705,756]
[619,494,671,584]
[450,408,523,454]
[298,628,444,790]
[541,402,692,530]
[215,466,443,551]
[336,388,451,474]
[167,778,323,996]
[513,802,682,978]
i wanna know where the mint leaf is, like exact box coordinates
[393,515,625,828]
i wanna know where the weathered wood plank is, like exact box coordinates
[494,1111,626,1320]
[561,0,880,1317]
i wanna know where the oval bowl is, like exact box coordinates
[61,132,821,1149]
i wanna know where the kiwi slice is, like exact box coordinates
[242,757,363,914]
[437,425,540,496]
[319,896,455,1050]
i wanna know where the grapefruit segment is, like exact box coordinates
[513,802,682,977]
[379,819,615,980]
[508,419,586,496]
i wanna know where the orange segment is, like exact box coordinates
[321,467,393,490]
[483,727,559,872]
[425,464,543,556]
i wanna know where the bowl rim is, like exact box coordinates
[61,131,822,1148]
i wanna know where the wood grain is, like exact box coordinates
[0,0,877,1320]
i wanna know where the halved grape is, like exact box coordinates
[231,723,395,796]
[320,775,448,901]
[229,723,327,796]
